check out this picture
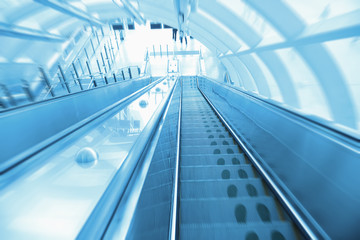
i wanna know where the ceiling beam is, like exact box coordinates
[113,0,145,25]
[0,22,65,42]
[33,0,103,26]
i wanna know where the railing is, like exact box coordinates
[149,44,200,58]
[0,24,145,110]
[0,65,143,111]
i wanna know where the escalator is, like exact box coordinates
[104,76,305,240]
[0,75,306,239]
[178,78,301,239]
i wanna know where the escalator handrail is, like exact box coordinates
[168,77,182,240]
[196,78,326,240]
[76,77,178,239]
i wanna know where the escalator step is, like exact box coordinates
[180,198,282,224]
[181,122,223,128]
[181,153,247,166]
[182,132,231,139]
[180,165,256,180]
[180,179,266,198]
[181,128,227,135]
[181,138,235,147]
[181,145,241,155]
[180,222,296,240]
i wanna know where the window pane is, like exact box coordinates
[275,48,331,120]
[284,0,360,25]
[325,37,360,130]
[250,53,283,102]
[218,0,285,43]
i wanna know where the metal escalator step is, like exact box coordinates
[181,138,235,147]
[181,114,221,124]
[180,179,266,198]
[182,110,212,113]
[181,128,227,135]
[181,117,220,121]
[180,197,282,224]
[182,124,225,130]
[182,105,209,108]
[182,115,218,119]
[180,222,296,240]
[182,105,211,108]
[180,165,256,180]
[182,119,223,127]
[181,132,231,139]
[181,145,241,155]
[183,110,215,114]
[182,113,220,118]
[181,119,221,124]
[181,153,247,166]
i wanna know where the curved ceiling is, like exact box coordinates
[0,0,359,135]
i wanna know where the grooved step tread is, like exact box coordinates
[180,222,297,240]
[180,197,282,224]
[181,145,241,155]
[180,165,257,180]
[181,138,236,147]
[181,153,247,166]
[181,129,228,135]
[181,132,231,139]
[181,179,267,198]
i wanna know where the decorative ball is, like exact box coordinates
[139,99,148,108]
[75,147,98,168]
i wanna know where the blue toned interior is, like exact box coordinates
[0,1,359,239]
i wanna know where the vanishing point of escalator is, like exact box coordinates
[179,78,302,240]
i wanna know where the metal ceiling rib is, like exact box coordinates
[0,21,65,42]
[238,54,271,98]
[244,0,357,129]
[189,10,242,53]
[197,0,299,107]
[33,0,103,26]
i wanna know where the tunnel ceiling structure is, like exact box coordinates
[0,0,360,137]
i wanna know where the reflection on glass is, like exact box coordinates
[0,78,175,239]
